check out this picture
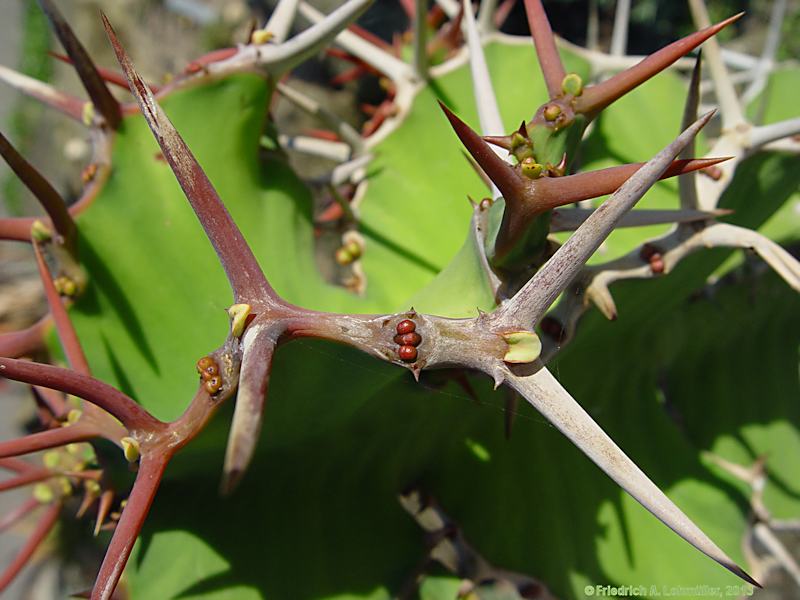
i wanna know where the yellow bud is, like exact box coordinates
[58,477,72,496]
[521,158,544,180]
[121,437,140,463]
[227,304,252,338]
[30,220,52,242]
[33,483,54,504]
[543,104,562,121]
[250,29,273,45]
[43,450,61,469]
[82,102,95,126]
[561,73,584,97]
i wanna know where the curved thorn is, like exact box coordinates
[679,54,703,209]
[102,14,275,306]
[0,358,161,432]
[522,0,566,99]
[577,13,742,118]
[703,223,800,292]
[0,501,61,593]
[503,364,759,587]
[37,0,121,128]
[0,132,75,248]
[221,324,278,495]
[493,111,715,327]
[266,0,300,44]
[687,1,745,129]
[90,455,168,600]
[0,65,83,121]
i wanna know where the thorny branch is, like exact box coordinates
[0,0,798,597]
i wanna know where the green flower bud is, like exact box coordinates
[561,73,584,97]
[502,331,542,364]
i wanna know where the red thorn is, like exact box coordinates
[523,0,567,99]
[183,47,238,75]
[49,51,160,94]
[0,132,76,248]
[33,243,90,375]
[531,157,731,212]
[577,13,743,118]
[38,0,121,128]
[0,501,60,593]
[91,456,169,600]
[438,102,524,203]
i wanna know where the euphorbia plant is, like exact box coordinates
[0,0,798,597]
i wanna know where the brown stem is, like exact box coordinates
[0,132,76,249]
[0,317,49,358]
[0,468,53,492]
[0,457,36,474]
[0,501,60,593]
[0,217,34,242]
[48,51,161,94]
[37,0,122,128]
[0,424,98,459]
[33,243,90,375]
[0,358,162,432]
[0,498,39,534]
[91,454,168,600]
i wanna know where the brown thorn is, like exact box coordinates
[37,0,122,128]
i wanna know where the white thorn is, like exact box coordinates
[265,0,300,44]
[687,0,746,130]
[297,1,413,83]
[609,0,630,57]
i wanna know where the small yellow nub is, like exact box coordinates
[82,102,95,126]
[250,29,273,45]
[561,73,584,97]
[228,303,252,337]
[33,483,54,504]
[121,437,141,463]
[31,220,52,242]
